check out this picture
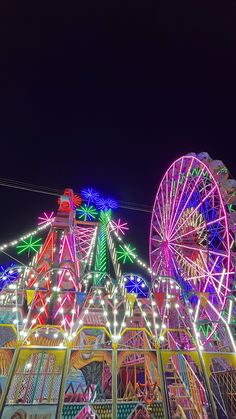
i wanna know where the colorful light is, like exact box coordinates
[124,274,149,297]
[76,204,98,221]
[16,236,43,256]
[73,194,82,208]
[150,154,234,346]
[117,244,136,264]
[38,211,55,226]
[81,188,100,204]
[110,219,129,235]
[97,197,118,211]
[0,263,19,290]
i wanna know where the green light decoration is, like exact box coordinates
[117,244,136,264]
[99,209,112,224]
[93,210,111,286]
[16,236,42,256]
[198,323,214,339]
[76,204,98,221]
[179,167,209,185]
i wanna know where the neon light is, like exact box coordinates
[17,236,42,256]
[38,212,54,226]
[227,300,233,324]
[218,268,226,292]
[170,216,225,242]
[124,274,149,297]
[81,187,100,204]
[172,242,226,258]
[97,197,118,210]
[110,219,129,235]
[59,235,75,263]
[170,184,217,240]
[73,194,82,207]
[76,204,98,221]
[37,232,54,262]
[117,244,136,264]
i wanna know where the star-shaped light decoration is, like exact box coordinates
[76,204,98,221]
[81,188,100,204]
[16,236,42,256]
[117,244,136,264]
[124,274,149,298]
[38,211,54,226]
[97,197,118,211]
[73,194,82,208]
[110,219,129,235]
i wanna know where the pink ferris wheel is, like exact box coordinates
[150,153,235,342]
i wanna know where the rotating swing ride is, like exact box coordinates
[0,152,235,419]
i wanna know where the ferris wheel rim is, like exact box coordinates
[149,154,233,343]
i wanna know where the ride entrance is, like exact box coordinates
[0,152,235,418]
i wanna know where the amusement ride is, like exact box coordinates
[0,152,235,418]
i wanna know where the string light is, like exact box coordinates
[0,222,52,252]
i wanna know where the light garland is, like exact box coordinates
[108,221,159,280]
[0,221,52,252]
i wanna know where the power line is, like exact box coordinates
[0,178,152,212]
[0,180,60,196]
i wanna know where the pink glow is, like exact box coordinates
[171,242,226,258]
[170,216,225,242]
[38,211,54,226]
[110,219,129,235]
[168,158,196,239]
[170,184,217,241]
[59,235,75,263]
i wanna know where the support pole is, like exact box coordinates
[156,345,169,418]
[57,347,71,418]
[0,347,20,414]
[197,350,218,419]
[112,343,118,418]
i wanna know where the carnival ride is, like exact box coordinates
[0,152,235,418]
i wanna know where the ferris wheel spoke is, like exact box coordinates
[189,255,219,285]
[155,201,165,237]
[171,216,226,243]
[151,247,161,260]
[171,242,227,259]
[166,163,176,235]
[166,159,185,238]
[168,161,199,238]
[168,158,195,238]
[187,251,228,300]
[151,236,162,245]
[151,253,162,271]
[169,244,207,279]
[160,180,168,234]
[169,243,219,288]
[152,214,164,239]
[170,184,218,241]
[198,252,224,304]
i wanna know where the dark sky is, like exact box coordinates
[0,2,236,262]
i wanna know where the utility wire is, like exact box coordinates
[0,177,62,194]
[0,178,152,212]
[0,181,60,196]
[0,250,27,267]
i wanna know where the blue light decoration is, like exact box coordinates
[81,188,100,204]
[124,274,149,298]
[96,197,118,211]
[0,263,19,291]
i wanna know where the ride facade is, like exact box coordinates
[0,152,235,418]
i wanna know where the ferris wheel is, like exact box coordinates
[150,153,235,341]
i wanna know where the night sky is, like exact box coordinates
[0,3,236,263]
